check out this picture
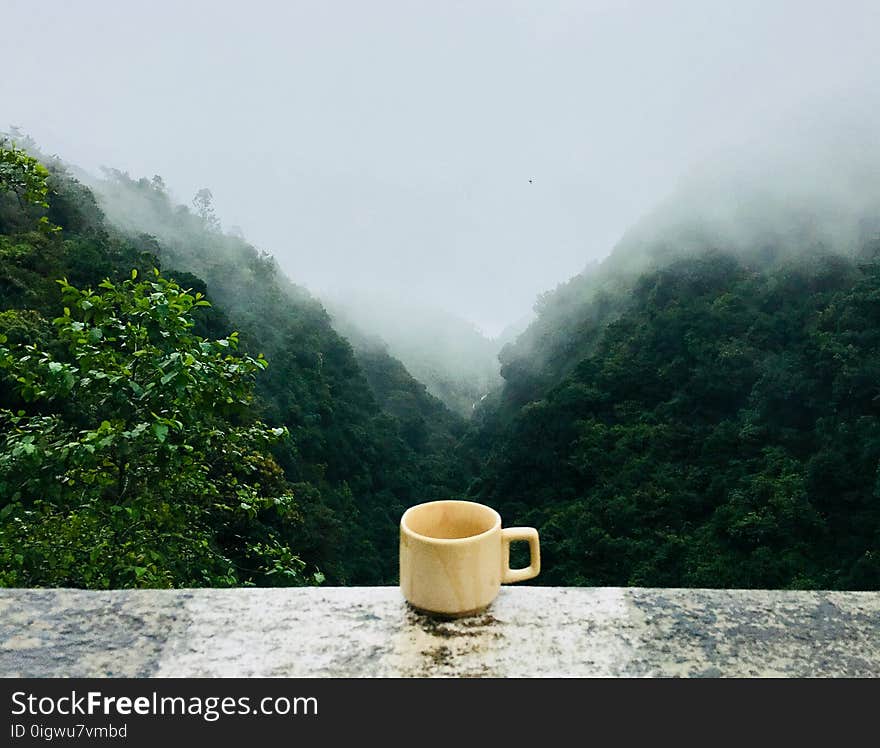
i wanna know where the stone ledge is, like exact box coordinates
[1,587,878,677]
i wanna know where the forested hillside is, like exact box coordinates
[90,166,469,571]
[467,195,880,589]
[0,137,465,587]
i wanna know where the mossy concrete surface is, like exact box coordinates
[1,587,878,677]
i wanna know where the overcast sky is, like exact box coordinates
[3,1,879,335]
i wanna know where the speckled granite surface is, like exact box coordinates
[1,587,878,677]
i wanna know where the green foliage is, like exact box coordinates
[0,271,312,587]
[92,167,468,583]
[0,144,50,208]
[0,140,465,588]
[0,142,58,233]
[471,252,880,590]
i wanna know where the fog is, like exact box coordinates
[608,97,880,276]
[326,290,504,416]
[3,1,879,335]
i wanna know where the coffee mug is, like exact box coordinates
[399,500,540,616]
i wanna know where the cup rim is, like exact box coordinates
[400,500,501,545]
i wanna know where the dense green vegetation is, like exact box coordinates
[2,136,878,591]
[0,271,309,587]
[0,137,464,587]
[90,165,468,584]
[469,248,880,589]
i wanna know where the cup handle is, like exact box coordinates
[501,527,540,583]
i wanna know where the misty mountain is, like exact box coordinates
[465,149,880,589]
[325,292,502,417]
[3,128,880,592]
[89,165,469,451]
[0,135,466,586]
[492,138,880,422]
